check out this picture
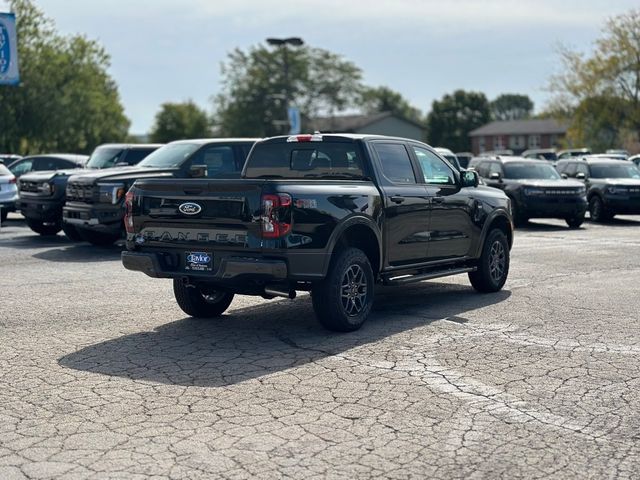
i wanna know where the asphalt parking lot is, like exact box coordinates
[2,213,640,479]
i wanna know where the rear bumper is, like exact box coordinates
[63,202,122,234]
[122,251,288,283]
[520,197,587,218]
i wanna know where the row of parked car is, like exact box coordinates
[0,140,256,243]
[2,141,640,243]
[2,135,640,332]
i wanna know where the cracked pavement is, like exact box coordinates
[1,213,640,479]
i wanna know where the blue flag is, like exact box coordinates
[0,12,20,85]
[288,107,301,135]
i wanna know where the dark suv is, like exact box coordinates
[17,144,161,238]
[63,139,257,245]
[469,156,587,228]
[555,157,640,222]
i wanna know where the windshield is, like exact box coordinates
[590,163,640,179]
[138,143,201,168]
[244,142,367,179]
[85,147,125,169]
[504,163,561,180]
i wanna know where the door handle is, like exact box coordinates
[432,196,444,204]
[390,195,405,204]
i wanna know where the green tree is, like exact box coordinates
[360,86,423,123]
[490,93,534,121]
[426,90,490,151]
[149,101,210,143]
[548,8,640,149]
[0,0,129,154]
[214,43,363,136]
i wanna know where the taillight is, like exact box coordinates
[261,193,292,238]
[8,176,16,184]
[124,190,135,233]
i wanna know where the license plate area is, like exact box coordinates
[184,251,213,272]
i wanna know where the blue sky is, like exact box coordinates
[19,0,640,133]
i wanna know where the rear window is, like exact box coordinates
[244,142,367,179]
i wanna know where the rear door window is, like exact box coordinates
[373,143,416,184]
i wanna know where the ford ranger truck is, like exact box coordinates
[122,134,513,332]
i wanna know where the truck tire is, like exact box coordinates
[173,279,234,318]
[589,196,612,222]
[565,215,584,229]
[79,229,120,246]
[26,219,61,236]
[311,247,374,332]
[468,229,509,293]
[62,224,83,241]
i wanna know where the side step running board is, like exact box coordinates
[383,267,477,286]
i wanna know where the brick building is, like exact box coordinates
[469,119,567,155]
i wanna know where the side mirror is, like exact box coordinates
[461,170,479,188]
[189,165,207,178]
[576,172,586,180]
[489,172,502,181]
[561,173,568,179]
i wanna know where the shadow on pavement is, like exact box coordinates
[59,282,511,387]
[32,243,123,262]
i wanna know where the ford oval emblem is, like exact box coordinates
[178,202,202,215]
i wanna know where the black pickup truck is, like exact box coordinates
[122,134,513,332]
[62,139,257,245]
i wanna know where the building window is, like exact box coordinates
[493,136,505,150]
[479,137,485,152]
[509,135,525,149]
[528,135,541,148]
[550,134,559,147]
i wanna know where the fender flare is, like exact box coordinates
[323,215,383,275]
[476,209,513,257]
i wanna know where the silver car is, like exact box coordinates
[0,164,18,223]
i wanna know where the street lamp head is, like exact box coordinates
[266,37,304,47]
[284,37,304,46]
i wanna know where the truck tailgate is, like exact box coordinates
[133,179,264,250]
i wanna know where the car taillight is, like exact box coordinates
[124,190,135,233]
[8,176,16,184]
[261,193,292,239]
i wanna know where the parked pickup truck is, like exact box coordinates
[122,134,513,331]
[62,139,257,245]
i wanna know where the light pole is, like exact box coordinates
[266,37,304,134]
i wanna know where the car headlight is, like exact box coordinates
[607,186,626,195]
[40,183,54,195]
[524,188,545,196]
[97,183,126,204]
[577,186,586,194]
